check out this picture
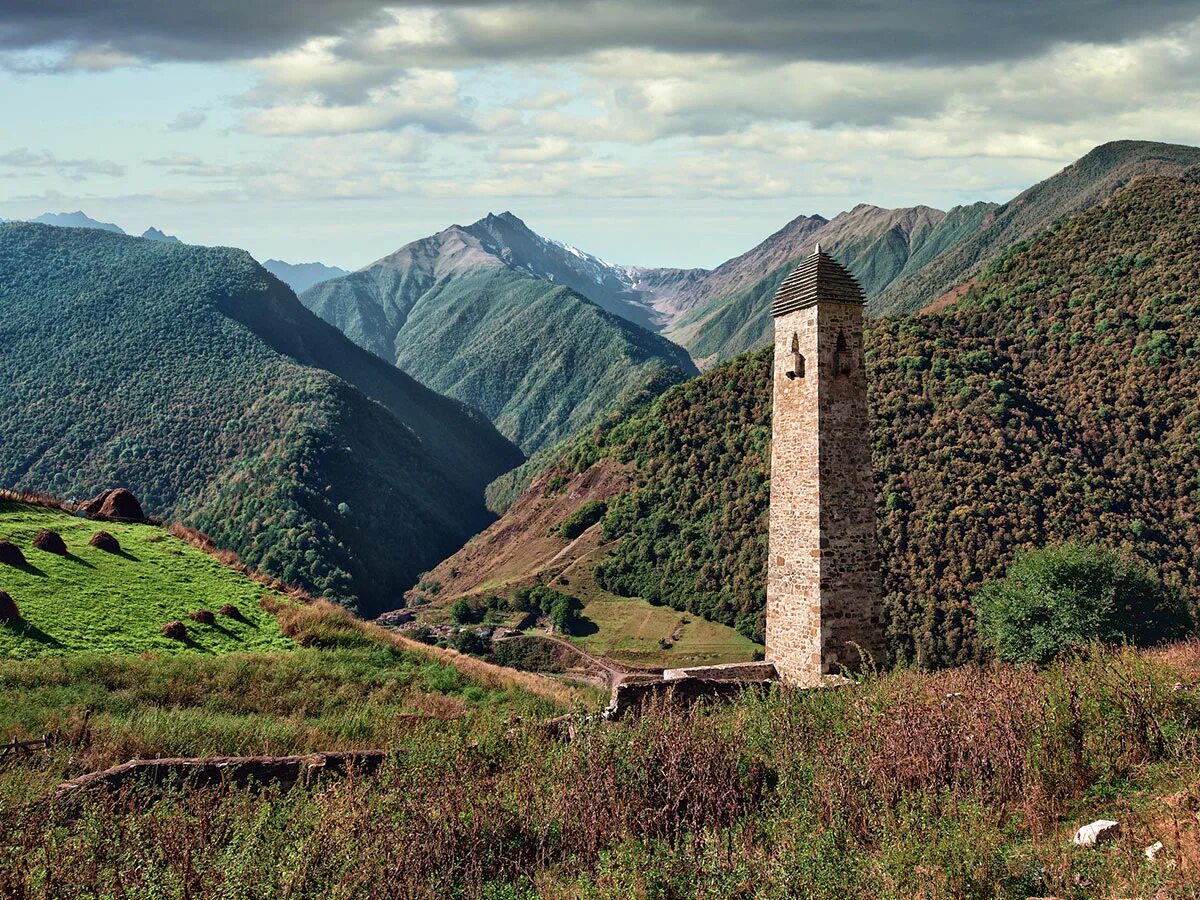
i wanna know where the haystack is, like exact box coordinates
[80,489,146,523]
[0,590,18,624]
[0,541,25,567]
[161,620,188,641]
[189,609,216,625]
[89,531,121,553]
[33,530,67,555]
[218,604,243,620]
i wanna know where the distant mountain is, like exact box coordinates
[0,223,521,616]
[458,174,1200,663]
[262,259,350,294]
[141,227,181,243]
[871,140,1200,314]
[300,213,699,454]
[31,211,125,234]
[449,212,707,332]
[664,202,997,366]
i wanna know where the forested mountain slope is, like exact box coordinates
[453,176,1200,666]
[301,216,698,453]
[872,140,1200,315]
[0,223,521,616]
[666,201,996,366]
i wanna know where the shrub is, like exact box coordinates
[450,599,476,625]
[161,620,188,641]
[558,500,608,540]
[974,543,1191,664]
[0,590,19,624]
[0,541,26,567]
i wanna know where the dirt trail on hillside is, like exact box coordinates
[408,458,632,602]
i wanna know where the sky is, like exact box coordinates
[3,1,1200,270]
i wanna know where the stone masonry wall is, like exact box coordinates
[766,301,882,683]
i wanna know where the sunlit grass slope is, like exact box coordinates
[0,501,291,658]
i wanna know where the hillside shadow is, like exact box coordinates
[3,560,46,577]
[3,621,62,648]
[568,615,600,637]
[94,547,140,562]
[62,552,96,570]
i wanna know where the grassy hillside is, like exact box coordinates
[304,263,698,453]
[0,499,291,658]
[872,140,1200,314]
[3,643,1198,896]
[668,202,995,366]
[0,224,521,616]
[481,175,1200,665]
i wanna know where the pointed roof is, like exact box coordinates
[771,247,865,317]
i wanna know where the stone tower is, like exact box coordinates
[766,247,882,684]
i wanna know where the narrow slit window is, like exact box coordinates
[834,330,852,376]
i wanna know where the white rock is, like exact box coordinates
[1073,819,1120,847]
[1144,840,1165,860]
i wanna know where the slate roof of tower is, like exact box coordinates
[771,248,865,317]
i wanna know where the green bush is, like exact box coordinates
[557,500,607,540]
[974,543,1191,664]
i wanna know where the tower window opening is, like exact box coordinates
[786,332,805,379]
[834,330,852,376]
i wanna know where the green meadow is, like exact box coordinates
[0,501,292,658]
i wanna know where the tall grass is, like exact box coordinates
[2,644,1198,897]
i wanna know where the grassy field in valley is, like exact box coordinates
[553,533,762,668]
[0,500,292,657]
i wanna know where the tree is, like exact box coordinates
[974,543,1191,664]
[450,599,473,625]
[549,595,578,635]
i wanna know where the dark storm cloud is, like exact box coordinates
[1,0,1198,66]
[0,0,390,61]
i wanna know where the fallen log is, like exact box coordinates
[54,750,388,800]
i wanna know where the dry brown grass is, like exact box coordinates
[266,595,599,709]
[0,488,73,512]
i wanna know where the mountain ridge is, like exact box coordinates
[301,215,699,454]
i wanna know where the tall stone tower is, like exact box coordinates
[766,247,882,684]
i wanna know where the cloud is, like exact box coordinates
[495,137,578,162]
[166,109,208,132]
[0,147,125,178]
[5,1,1199,69]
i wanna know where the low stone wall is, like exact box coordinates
[662,661,779,682]
[606,672,776,720]
[55,750,388,799]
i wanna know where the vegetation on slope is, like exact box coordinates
[872,139,1200,314]
[3,644,1199,897]
[305,262,697,453]
[0,500,291,658]
[0,223,521,616]
[500,175,1200,664]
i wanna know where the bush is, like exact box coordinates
[449,599,473,625]
[974,543,1191,664]
[557,500,607,540]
